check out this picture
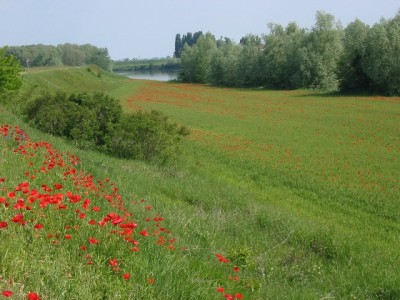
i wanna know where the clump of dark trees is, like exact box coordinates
[5,43,112,71]
[175,11,400,95]
[23,91,189,162]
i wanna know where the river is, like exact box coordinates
[117,70,180,81]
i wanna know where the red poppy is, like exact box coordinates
[217,287,225,293]
[235,293,243,299]
[109,259,118,267]
[216,253,230,263]
[65,234,72,240]
[2,290,13,297]
[228,275,239,282]
[123,273,131,280]
[7,192,16,198]
[11,214,26,225]
[13,199,25,209]
[120,222,137,229]
[98,221,107,226]
[27,292,41,300]
[89,237,99,244]
[139,230,149,237]
[0,221,8,229]
[34,223,43,230]
[54,183,63,190]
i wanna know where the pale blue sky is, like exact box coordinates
[0,0,399,59]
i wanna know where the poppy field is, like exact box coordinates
[2,68,400,298]
[0,113,247,299]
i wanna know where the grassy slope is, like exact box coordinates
[1,67,399,299]
[20,65,143,99]
[121,81,400,297]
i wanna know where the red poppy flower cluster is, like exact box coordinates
[0,124,182,297]
[214,255,245,299]
[0,123,245,298]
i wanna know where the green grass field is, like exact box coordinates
[1,67,399,299]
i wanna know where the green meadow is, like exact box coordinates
[1,67,399,299]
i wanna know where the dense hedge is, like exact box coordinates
[23,91,189,162]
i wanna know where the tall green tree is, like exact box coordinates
[264,23,306,89]
[180,33,217,83]
[299,11,344,90]
[236,34,265,87]
[339,19,371,92]
[174,34,182,58]
[209,40,240,86]
[0,48,22,96]
[363,11,400,95]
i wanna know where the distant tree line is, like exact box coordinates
[178,11,400,95]
[112,57,181,72]
[5,43,112,71]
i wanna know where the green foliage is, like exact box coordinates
[180,33,217,83]
[5,43,112,71]
[0,48,22,95]
[339,19,371,92]
[106,111,189,162]
[209,41,240,86]
[363,12,400,95]
[178,10,400,95]
[24,92,121,146]
[264,23,305,89]
[174,31,203,58]
[299,12,344,90]
[22,90,188,162]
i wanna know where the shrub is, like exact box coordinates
[106,110,189,162]
[23,90,189,162]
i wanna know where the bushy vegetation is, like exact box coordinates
[5,44,112,71]
[107,111,189,161]
[22,91,188,162]
[0,48,22,96]
[178,10,400,95]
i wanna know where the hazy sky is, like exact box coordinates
[0,0,399,60]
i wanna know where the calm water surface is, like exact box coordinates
[118,71,179,81]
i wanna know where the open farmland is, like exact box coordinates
[126,82,400,212]
[125,80,400,297]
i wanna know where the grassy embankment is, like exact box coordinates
[1,66,399,299]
